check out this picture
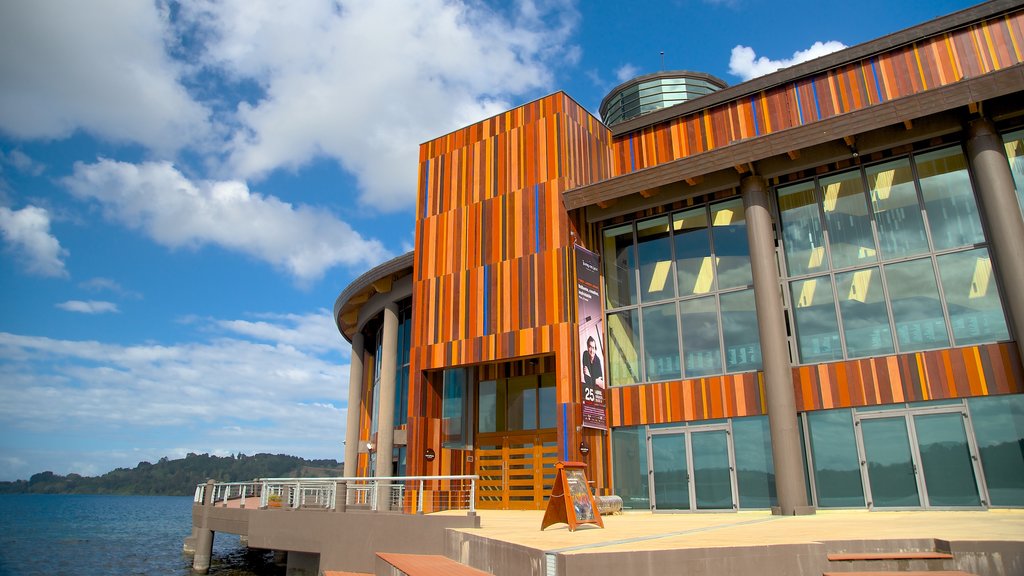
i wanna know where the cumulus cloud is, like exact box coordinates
[0,1,210,153]
[615,63,640,83]
[55,300,120,314]
[0,205,68,277]
[729,40,847,81]
[63,159,391,283]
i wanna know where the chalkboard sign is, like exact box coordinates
[541,461,604,532]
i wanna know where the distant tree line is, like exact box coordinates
[0,453,342,496]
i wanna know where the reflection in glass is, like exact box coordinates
[642,303,681,381]
[808,409,865,507]
[916,147,984,250]
[673,207,713,296]
[603,224,636,308]
[692,431,733,509]
[711,198,752,289]
[733,417,775,508]
[914,412,980,506]
[539,374,556,429]
[1003,129,1024,220]
[968,395,1024,506]
[778,181,826,276]
[868,159,929,259]
[720,290,762,372]
[885,259,949,352]
[478,379,498,433]
[442,368,469,448]
[680,296,721,377]
[821,170,876,269]
[835,267,894,358]
[607,310,641,386]
[937,248,1010,346]
[652,434,689,509]
[637,216,674,303]
[790,276,842,363]
[612,426,650,509]
[862,417,920,507]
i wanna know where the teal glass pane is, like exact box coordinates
[680,296,721,377]
[914,412,980,506]
[603,224,637,308]
[821,170,877,269]
[637,216,675,303]
[692,430,733,509]
[807,409,865,507]
[1003,129,1024,220]
[607,309,641,386]
[506,376,536,431]
[778,181,827,277]
[884,258,949,352]
[937,248,1010,346]
[673,207,713,297]
[711,198,752,289]
[917,147,984,250]
[862,417,920,507]
[968,395,1024,506]
[538,374,556,429]
[791,276,842,363]
[720,289,762,373]
[478,380,497,434]
[441,368,468,448]
[835,267,894,358]
[652,434,689,509]
[642,303,681,381]
[612,426,650,509]
[733,417,776,509]
[868,158,929,259]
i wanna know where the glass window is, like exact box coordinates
[778,181,827,276]
[916,147,984,250]
[711,199,753,288]
[720,289,762,372]
[637,217,674,302]
[790,276,842,363]
[807,409,865,507]
[478,379,499,434]
[506,376,537,431]
[821,170,876,269]
[539,374,557,429]
[680,296,721,378]
[835,267,894,358]
[642,303,681,381]
[607,310,641,386]
[612,426,650,509]
[968,395,1024,506]
[442,368,470,448]
[673,207,713,296]
[603,224,636,308]
[884,259,949,352]
[937,248,1010,346]
[867,159,929,259]
[1003,129,1024,220]
[733,417,776,509]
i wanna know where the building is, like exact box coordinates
[334,0,1024,516]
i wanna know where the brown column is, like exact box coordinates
[343,332,365,478]
[375,302,400,510]
[966,118,1024,364]
[741,175,813,516]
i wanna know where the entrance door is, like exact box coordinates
[649,426,737,511]
[475,430,557,510]
[856,406,983,508]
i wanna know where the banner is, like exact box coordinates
[575,246,607,430]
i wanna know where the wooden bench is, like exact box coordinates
[827,552,954,561]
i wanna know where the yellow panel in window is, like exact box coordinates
[969,256,992,299]
[693,257,718,294]
[807,246,826,270]
[797,279,817,308]
[713,209,734,226]
[871,169,895,202]
[847,269,873,303]
[648,260,672,294]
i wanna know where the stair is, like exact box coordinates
[376,553,493,576]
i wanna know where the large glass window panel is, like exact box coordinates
[478,379,499,434]
[867,159,929,259]
[913,412,981,506]
[637,216,675,303]
[968,395,1024,506]
[538,374,556,429]
[612,426,650,509]
[821,170,877,269]
[835,267,894,358]
[672,207,714,296]
[733,417,776,509]
[603,224,637,308]
[692,431,733,509]
[652,434,689,509]
[916,147,985,250]
[937,248,1010,346]
[778,181,827,276]
[607,310,641,386]
[861,417,921,507]
[1003,129,1024,220]
[807,409,865,507]
[642,303,681,381]
[442,368,469,448]
[884,259,949,352]
[711,199,753,289]
[790,276,842,363]
[680,296,721,378]
[720,289,762,372]
[506,376,537,431]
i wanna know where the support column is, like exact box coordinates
[965,118,1024,364]
[741,175,813,516]
[192,479,216,574]
[374,302,400,511]
[343,332,365,478]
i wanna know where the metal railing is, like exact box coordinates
[195,475,477,514]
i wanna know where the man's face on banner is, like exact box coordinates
[587,339,596,358]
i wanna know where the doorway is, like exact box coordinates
[648,424,737,511]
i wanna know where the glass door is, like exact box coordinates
[859,417,921,507]
[692,430,734,509]
[651,433,689,510]
[649,425,737,511]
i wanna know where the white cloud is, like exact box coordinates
[1,149,45,176]
[615,63,640,83]
[216,310,343,355]
[63,159,391,283]
[0,1,210,153]
[55,300,120,314]
[79,277,143,300]
[0,205,68,278]
[729,40,847,81]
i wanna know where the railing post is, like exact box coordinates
[240,485,247,509]
[417,480,424,514]
[469,477,476,514]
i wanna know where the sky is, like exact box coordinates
[0,0,979,482]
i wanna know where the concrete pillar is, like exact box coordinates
[965,118,1024,364]
[374,302,400,511]
[741,175,813,516]
[192,479,216,573]
[343,332,365,478]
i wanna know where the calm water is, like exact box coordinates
[0,494,282,576]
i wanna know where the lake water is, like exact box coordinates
[0,494,280,575]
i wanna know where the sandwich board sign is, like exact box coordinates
[540,461,604,531]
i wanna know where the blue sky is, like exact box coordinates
[0,0,976,481]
